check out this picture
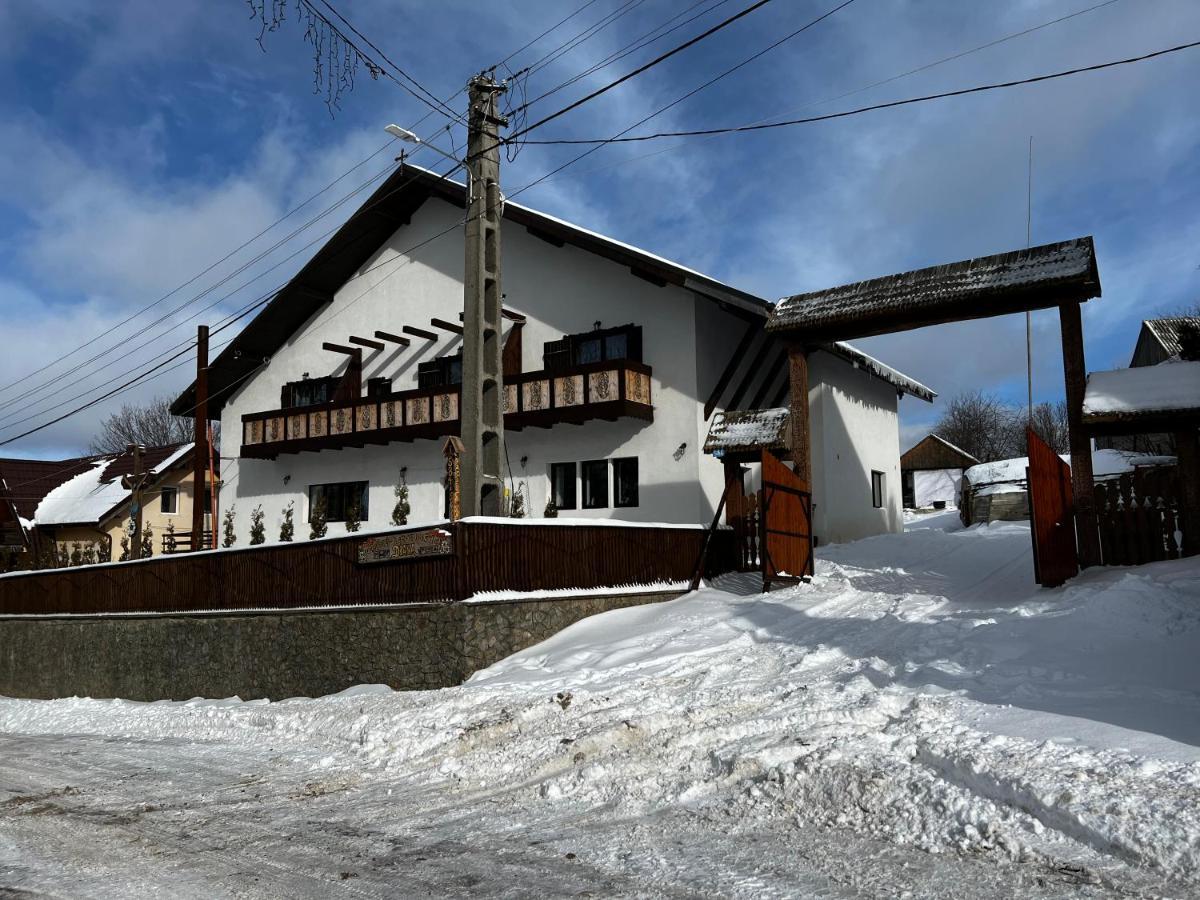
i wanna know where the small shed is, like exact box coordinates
[900,434,979,509]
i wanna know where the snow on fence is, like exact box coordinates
[0,520,736,616]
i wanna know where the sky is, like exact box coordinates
[0,0,1198,460]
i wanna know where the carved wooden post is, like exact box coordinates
[1059,301,1101,568]
[1174,427,1200,557]
[788,345,812,484]
[442,436,465,522]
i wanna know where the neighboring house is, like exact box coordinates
[0,443,207,562]
[172,165,932,546]
[1096,316,1200,455]
[900,434,979,509]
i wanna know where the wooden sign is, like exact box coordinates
[358,529,454,564]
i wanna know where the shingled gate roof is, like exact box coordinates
[704,407,790,456]
[767,237,1101,342]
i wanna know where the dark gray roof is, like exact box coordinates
[704,407,790,456]
[767,237,1100,342]
[1144,317,1200,359]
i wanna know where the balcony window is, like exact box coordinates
[160,486,179,515]
[581,460,608,509]
[284,376,338,408]
[574,337,601,365]
[612,457,638,508]
[544,324,642,372]
[550,462,576,510]
[309,481,369,523]
[417,354,463,389]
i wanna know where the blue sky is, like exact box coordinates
[0,0,1198,459]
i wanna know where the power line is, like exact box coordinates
[508,0,856,199]
[522,38,1200,145]
[491,0,606,71]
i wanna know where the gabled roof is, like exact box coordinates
[172,164,773,418]
[704,407,790,456]
[1140,317,1200,361]
[901,433,979,471]
[826,341,935,402]
[0,443,193,527]
[768,237,1101,342]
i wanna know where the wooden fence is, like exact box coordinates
[0,520,735,616]
[1095,466,1183,566]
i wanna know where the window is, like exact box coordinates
[573,337,602,365]
[550,462,577,510]
[160,486,178,515]
[543,325,643,371]
[581,460,609,509]
[309,481,369,523]
[285,376,336,408]
[612,457,638,508]
[417,354,463,389]
[871,470,885,509]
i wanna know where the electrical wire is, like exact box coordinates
[522,37,1200,145]
[490,0,606,71]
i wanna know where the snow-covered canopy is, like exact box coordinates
[704,408,790,456]
[1083,360,1200,421]
[964,449,1176,494]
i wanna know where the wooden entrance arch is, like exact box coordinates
[767,237,1104,577]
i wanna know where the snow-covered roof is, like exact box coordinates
[965,449,1176,491]
[704,407,790,455]
[768,237,1100,339]
[827,341,936,402]
[1083,360,1200,422]
[34,459,130,526]
[1144,317,1200,359]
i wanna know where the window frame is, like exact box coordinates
[581,459,609,510]
[612,457,639,508]
[160,485,179,516]
[549,462,577,511]
[309,481,370,523]
[871,470,885,509]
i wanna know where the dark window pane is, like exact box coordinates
[449,357,463,385]
[604,333,627,361]
[871,471,884,509]
[550,463,576,510]
[612,457,638,508]
[309,481,369,522]
[574,338,601,365]
[581,460,608,509]
[160,487,178,515]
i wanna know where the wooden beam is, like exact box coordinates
[322,342,358,355]
[704,319,761,420]
[1059,301,1101,569]
[374,330,410,347]
[788,347,812,484]
[725,335,773,413]
[1174,428,1200,557]
[431,317,464,335]
[631,267,668,288]
[403,325,438,341]
[348,335,385,352]
[750,348,788,410]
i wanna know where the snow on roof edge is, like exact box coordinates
[829,341,936,402]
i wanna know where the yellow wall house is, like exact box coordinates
[0,443,212,564]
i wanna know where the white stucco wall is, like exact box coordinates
[806,351,903,545]
[913,468,962,508]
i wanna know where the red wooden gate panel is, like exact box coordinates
[1027,427,1078,587]
[760,450,814,588]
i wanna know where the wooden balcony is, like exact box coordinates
[241,360,653,459]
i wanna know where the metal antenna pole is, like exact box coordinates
[1025,135,1034,422]
[460,74,508,517]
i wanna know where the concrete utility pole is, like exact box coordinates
[124,443,146,560]
[192,325,209,550]
[460,74,508,517]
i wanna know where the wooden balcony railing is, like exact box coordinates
[241,360,652,459]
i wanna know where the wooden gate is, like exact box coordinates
[759,450,814,590]
[1027,427,1078,587]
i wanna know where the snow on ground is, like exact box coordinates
[2,511,1200,897]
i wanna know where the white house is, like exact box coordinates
[173,165,933,547]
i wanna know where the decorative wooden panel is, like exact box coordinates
[330,406,353,436]
[381,401,403,429]
[287,414,306,440]
[407,396,431,425]
[357,404,378,431]
[554,374,584,407]
[308,411,328,438]
[266,416,285,443]
[503,383,518,414]
[244,420,263,445]
[522,379,550,412]
[588,370,618,403]
[625,370,651,405]
[432,392,459,423]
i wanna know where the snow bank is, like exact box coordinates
[965,449,1176,493]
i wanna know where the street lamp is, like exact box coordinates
[385,124,462,167]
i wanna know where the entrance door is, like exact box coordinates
[759,450,814,589]
[1027,427,1078,587]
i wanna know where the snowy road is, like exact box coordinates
[2,511,1199,898]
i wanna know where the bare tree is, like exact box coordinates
[89,396,194,455]
[1024,400,1070,454]
[934,391,1022,463]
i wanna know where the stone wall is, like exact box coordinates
[970,490,1030,525]
[0,591,680,701]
